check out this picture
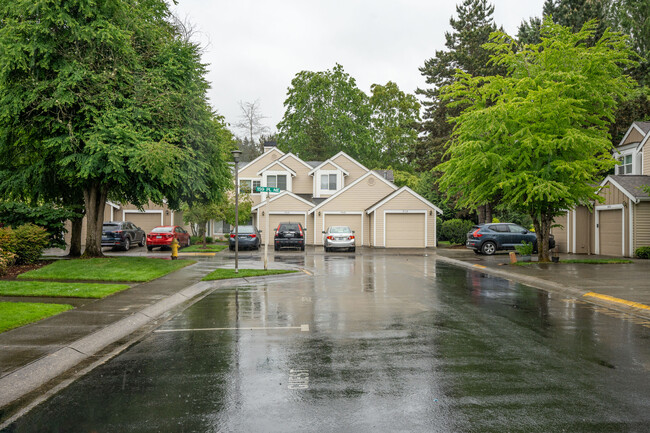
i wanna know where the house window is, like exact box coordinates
[267,175,287,190]
[617,154,633,175]
[239,180,261,193]
[320,174,337,191]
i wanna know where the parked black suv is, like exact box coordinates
[102,221,146,251]
[466,223,555,255]
[274,222,306,251]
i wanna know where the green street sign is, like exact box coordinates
[255,186,281,193]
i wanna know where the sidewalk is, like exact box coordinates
[0,256,305,425]
[435,248,650,320]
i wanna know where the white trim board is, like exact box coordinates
[308,160,349,176]
[251,191,314,211]
[238,147,285,174]
[366,186,443,215]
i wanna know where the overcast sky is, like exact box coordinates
[170,0,546,138]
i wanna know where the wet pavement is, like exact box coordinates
[2,251,649,432]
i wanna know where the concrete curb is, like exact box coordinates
[435,255,650,321]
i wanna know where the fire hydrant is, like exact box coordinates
[171,238,180,260]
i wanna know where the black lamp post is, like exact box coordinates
[231,149,242,273]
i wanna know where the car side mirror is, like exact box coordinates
[258,230,262,233]
[523,230,528,234]
[322,231,326,234]
[352,231,355,233]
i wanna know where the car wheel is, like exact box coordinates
[123,237,130,251]
[274,245,279,251]
[147,246,153,251]
[481,241,496,255]
[139,236,146,247]
[229,245,234,251]
[187,237,191,247]
[473,249,482,255]
[351,247,355,253]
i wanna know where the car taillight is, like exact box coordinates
[327,235,333,240]
[298,226,303,236]
[249,234,257,238]
[114,230,122,234]
[230,234,235,238]
[349,235,355,240]
[472,229,482,238]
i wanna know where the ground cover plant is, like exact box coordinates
[18,257,195,282]
[0,281,129,298]
[202,268,297,281]
[182,245,228,253]
[0,302,73,333]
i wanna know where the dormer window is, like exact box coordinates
[321,174,337,191]
[267,174,287,190]
[617,154,633,175]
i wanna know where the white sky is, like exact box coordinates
[170,0,546,138]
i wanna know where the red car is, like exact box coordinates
[146,226,191,251]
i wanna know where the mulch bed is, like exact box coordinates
[1,261,53,280]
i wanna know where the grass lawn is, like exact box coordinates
[202,268,298,281]
[0,302,73,333]
[17,257,196,282]
[182,244,228,253]
[0,281,129,298]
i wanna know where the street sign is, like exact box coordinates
[256,186,281,193]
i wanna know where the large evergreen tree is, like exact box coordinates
[0,0,232,256]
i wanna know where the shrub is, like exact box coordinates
[439,219,475,245]
[0,247,16,276]
[190,235,215,244]
[634,246,650,259]
[515,241,534,256]
[12,224,50,264]
[0,227,17,254]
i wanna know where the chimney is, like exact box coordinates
[263,141,277,153]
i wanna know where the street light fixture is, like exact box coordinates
[231,149,242,274]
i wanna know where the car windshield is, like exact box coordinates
[151,227,173,233]
[329,226,351,234]
[279,224,301,231]
[233,226,255,234]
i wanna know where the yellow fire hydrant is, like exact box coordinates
[171,238,180,260]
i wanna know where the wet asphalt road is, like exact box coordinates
[3,252,650,432]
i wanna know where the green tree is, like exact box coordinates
[277,64,374,164]
[438,19,636,262]
[369,82,420,170]
[182,202,220,247]
[0,0,231,257]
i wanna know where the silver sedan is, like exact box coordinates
[322,226,356,252]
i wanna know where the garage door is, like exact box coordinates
[385,213,425,248]
[323,214,362,245]
[125,212,163,234]
[262,214,305,245]
[599,210,622,256]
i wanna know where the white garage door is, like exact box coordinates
[126,213,163,234]
[599,210,622,256]
[262,214,305,245]
[323,214,362,245]
[385,213,425,248]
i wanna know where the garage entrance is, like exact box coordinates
[322,213,362,245]
[261,214,305,245]
[385,213,425,248]
[125,212,163,234]
[598,209,623,256]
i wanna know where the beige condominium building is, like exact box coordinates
[553,121,650,257]
[219,142,443,248]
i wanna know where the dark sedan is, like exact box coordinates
[102,221,146,251]
[229,225,261,251]
[466,223,555,255]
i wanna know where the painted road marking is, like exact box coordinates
[584,292,650,311]
[154,325,310,333]
[178,252,216,256]
[473,264,487,269]
[302,269,313,276]
[288,369,309,390]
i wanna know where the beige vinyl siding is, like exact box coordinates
[385,213,425,247]
[634,202,650,249]
[262,194,312,212]
[575,206,591,254]
[262,161,289,173]
[332,154,367,185]
[599,209,623,256]
[372,190,437,247]
[623,128,644,146]
[313,174,395,245]
[238,148,283,178]
[281,156,312,195]
[319,162,339,171]
[600,181,628,205]
[644,150,650,176]
[552,213,569,253]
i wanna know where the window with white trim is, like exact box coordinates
[617,154,633,174]
[239,179,261,193]
[320,174,337,191]
[267,174,287,190]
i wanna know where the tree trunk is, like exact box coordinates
[485,202,493,224]
[82,183,108,258]
[200,222,207,248]
[477,205,486,224]
[532,213,553,262]
[68,216,83,257]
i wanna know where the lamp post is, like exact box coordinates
[232,149,242,274]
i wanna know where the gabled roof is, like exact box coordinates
[366,186,443,215]
[308,170,398,215]
[278,152,314,170]
[634,121,650,134]
[329,150,369,172]
[251,191,315,211]
[601,175,650,203]
[238,147,285,172]
[256,160,297,176]
[307,159,349,176]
